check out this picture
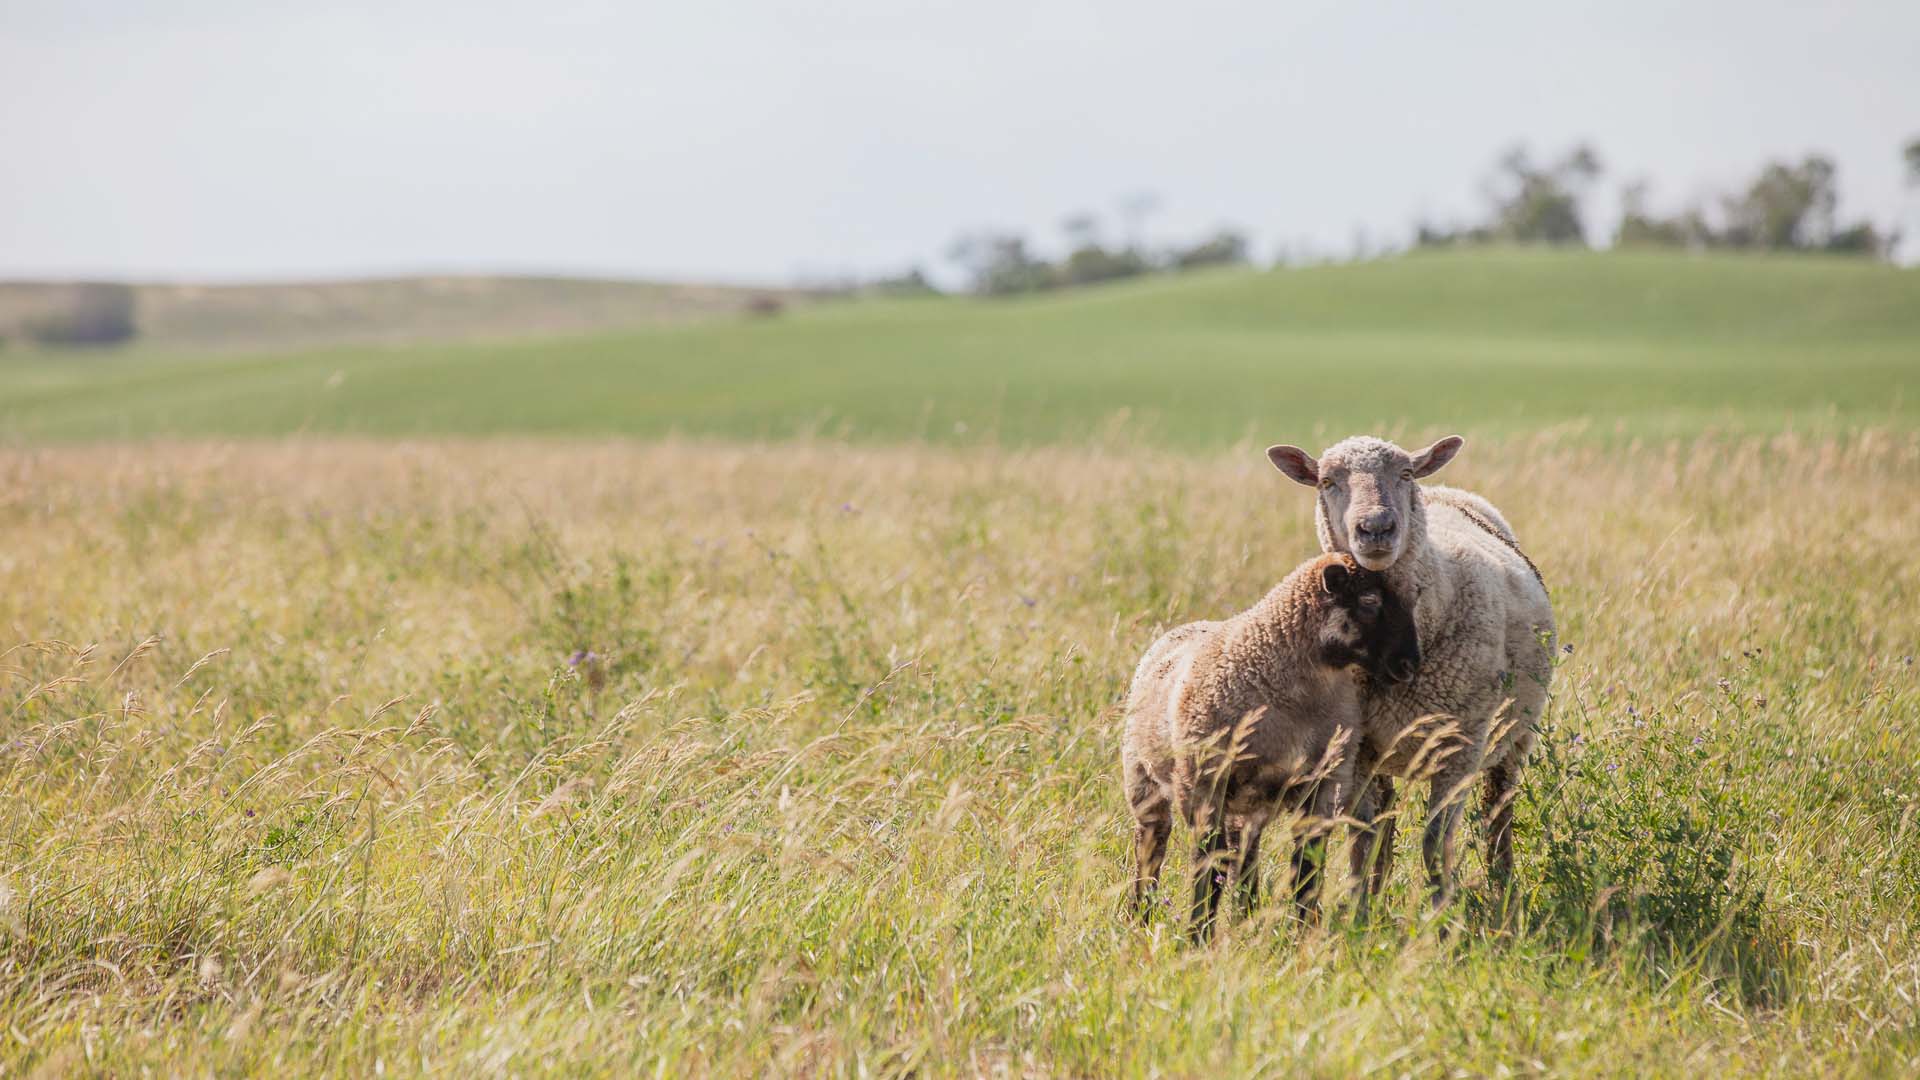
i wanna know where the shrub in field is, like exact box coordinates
[23,283,137,346]
[1520,700,1792,1002]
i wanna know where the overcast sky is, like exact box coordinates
[3,1,1917,283]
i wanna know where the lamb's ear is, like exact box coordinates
[1410,435,1464,479]
[1267,445,1319,487]
[1319,562,1352,597]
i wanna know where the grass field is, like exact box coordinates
[3,250,1918,445]
[4,250,1920,1075]
[4,433,1919,1075]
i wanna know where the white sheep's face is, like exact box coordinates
[1267,435,1464,571]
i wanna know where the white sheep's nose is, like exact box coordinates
[1354,510,1397,541]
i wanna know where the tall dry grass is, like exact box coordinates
[2,434,1917,1075]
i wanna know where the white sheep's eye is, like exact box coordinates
[1400,469,1414,481]
[1319,477,1335,491]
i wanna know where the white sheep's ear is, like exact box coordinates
[1266,445,1319,486]
[1319,562,1352,596]
[1409,435,1464,479]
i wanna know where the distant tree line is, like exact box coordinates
[942,211,1248,298]
[1417,144,1603,249]
[1421,138,1917,258]
[925,133,1918,298]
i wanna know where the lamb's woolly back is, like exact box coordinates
[1207,553,1358,690]
[1124,553,1374,755]
[1249,552,1359,628]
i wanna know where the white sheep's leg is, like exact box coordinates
[1422,763,1475,910]
[1482,759,1520,914]
[1486,644,1548,909]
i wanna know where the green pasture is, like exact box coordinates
[4,249,1915,445]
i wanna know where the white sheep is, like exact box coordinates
[1266,435,1554,910]
[1121,553,1422,939]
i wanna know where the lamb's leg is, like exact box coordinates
[1131,810,1172,923]
[1187,783,1232,943]
[1125,756,1174,922]
[1231,820,1264,912]
[1289,833,1324,921]
[1282,734,1359,922]
[1292,766,1351,922]
[1349,774,1398,919]
[1188,821,1229,943]
[1367,782,1400,900]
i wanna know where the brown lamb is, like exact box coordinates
[1121,553,1420,940]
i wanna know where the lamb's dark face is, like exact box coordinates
[1268,435,1464,572]
[1314,560,1421,684]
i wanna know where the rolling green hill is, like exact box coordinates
[3,250,1916,445]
